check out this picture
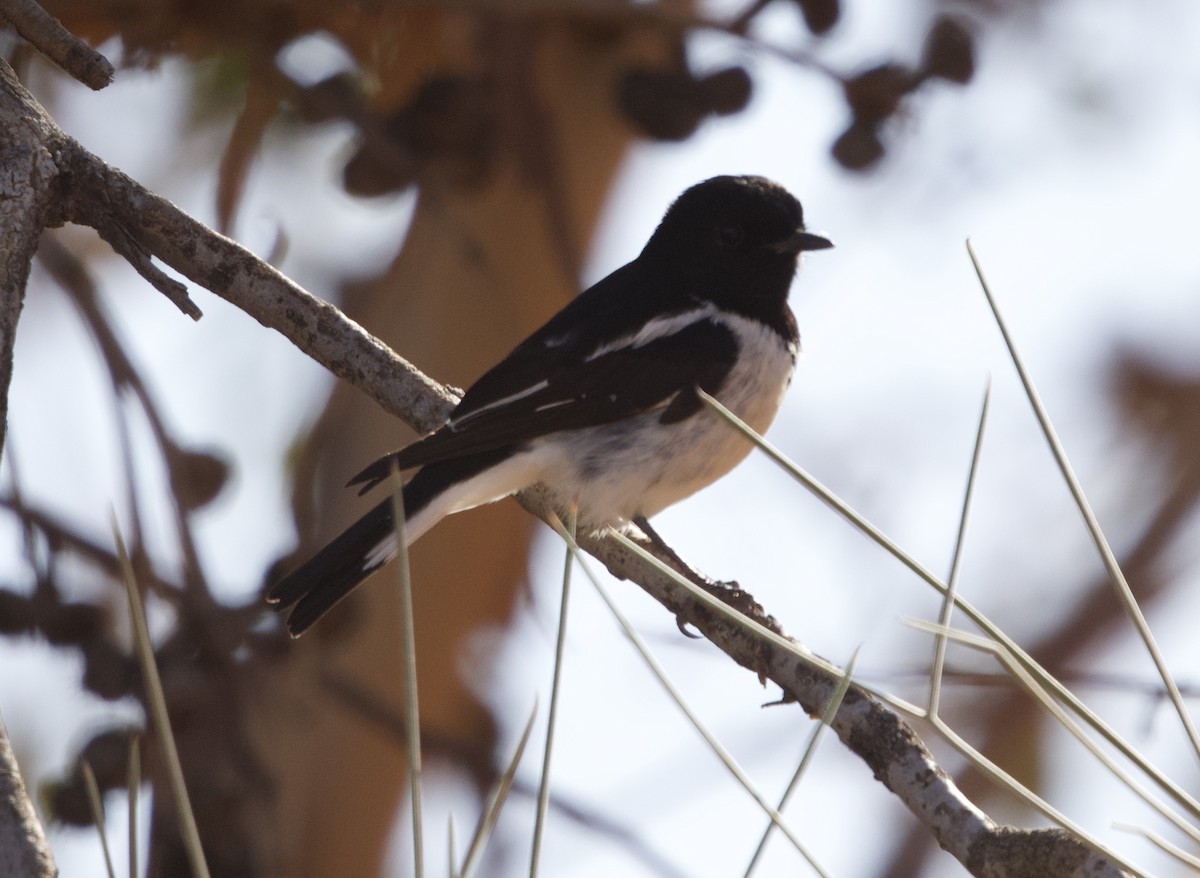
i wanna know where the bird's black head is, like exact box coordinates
[641,175,831,319]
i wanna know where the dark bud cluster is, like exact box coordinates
[294,72,497,197]
[789,0,840,36]
[343,74,497,197]
[618,65,752,142]
[0,588,105,646]
[168,446,231,512]
[612,7,974,172]
[833,14,975,169]
[44,726,141,827]
[922,16,976,85]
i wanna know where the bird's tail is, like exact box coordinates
[266,496,398,636]
[267,450,516,636]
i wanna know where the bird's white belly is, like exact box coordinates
[538,316,795,528]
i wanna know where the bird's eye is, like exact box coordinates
[716,224,745,248]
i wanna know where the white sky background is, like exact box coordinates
[4,0,1200,875]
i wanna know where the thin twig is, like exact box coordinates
[554,526,829,877]
[0,0,113,89]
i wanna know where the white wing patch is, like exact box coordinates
[583,303,718,362]
[449,379,550,429]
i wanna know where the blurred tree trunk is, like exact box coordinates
[244,17,677,877]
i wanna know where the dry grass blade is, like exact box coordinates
[698,388,958,590]
[127,736,140,878]
[930,382,990,718]
[530,508,577,878]
[910,618,1200,858]
[966,239,1200,761]
[389,465,424,878]
[743,648,859,878]
[605,528,843,677]
[1113,823,1200,870]
[111,517,211,878]
[928,712,1143,875]
[548,519,831,876]
[81,760,117,878]
[698,388,1200,819]
[607,528,923,716]
[459,702,539,878]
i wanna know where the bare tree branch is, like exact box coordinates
[57,134,460,433]
[0,52,1135,878]
[0,720,57,878]
[0,0,113,89]
[0,51,60,456]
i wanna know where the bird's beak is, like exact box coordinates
[772,229,834,254]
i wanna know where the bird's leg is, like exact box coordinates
[631,515,712,588]
[630,516,783,680]
[632,515,726,639]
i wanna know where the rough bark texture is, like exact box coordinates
[0,51,60,457]
[0,721,57,878]
[0,45,65,878]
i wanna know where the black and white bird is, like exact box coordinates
[268,175,831,635]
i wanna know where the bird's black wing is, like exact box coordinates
[348,315,739,494]
[437,259,680,424]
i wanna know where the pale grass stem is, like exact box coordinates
[388,464,424,878]
[607,528,923,716]
[697,389,1200,821]
[742,648,860,878]
[927,710,1143,875]
[112,517,211,878]
[911,620,1200,851]
[530,507,577,878]
[459,701,538,878]
[81,760,117,878]
[613,510,1141,873]
[128,736,140,878]
[1113,823,1200,870]
[606,527,844,679]
[967,239,1200,761]
[547,518,831,877]
[929,382,990,718]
